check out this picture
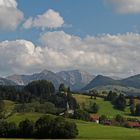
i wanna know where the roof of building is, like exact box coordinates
[127,121,140,127]
[90,114,100,120]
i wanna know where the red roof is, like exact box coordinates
[127,121,140,127]
[90,114,100,121]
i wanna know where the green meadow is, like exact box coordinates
[73,94,140,119]
[4,112,140,140]
[2,94,140,140]
[77,122,140,140]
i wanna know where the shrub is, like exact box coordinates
[0,120,17,138]
[73,109,90,121]
[52,117,78,139]
[115,114,125,124]
[35,115,54,138]
[19,119,34,138]
[99,115,107,124]
[89,103,99,113]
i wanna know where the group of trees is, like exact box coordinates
[105,91,140,115]
[25,80,55,99]
[73,109,90,121]
[129,97,140,116]
[0,86,32,103]
[88,102,99,113]
[89,89,98,99]
[0,81,79,116]
[59,83,71,93]
[0,80,56,103]
[14,102,58,114]
[0,115,78,139]
[106,91,126,111]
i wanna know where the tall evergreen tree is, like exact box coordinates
[135,104,140,116]
[114,94,126,111]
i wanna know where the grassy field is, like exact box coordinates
[7,112,43,124]
[3,100,15,112]
[73,94,140,119]
[4,112,140,140]
[2,94,140,139]
[77,121,140,140]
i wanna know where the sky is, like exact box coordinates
[0,0,140,77]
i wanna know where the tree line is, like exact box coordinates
[0,115,78,139]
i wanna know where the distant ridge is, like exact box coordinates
[83,75,120,90]
[83,74,140,90]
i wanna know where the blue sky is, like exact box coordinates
[0,0,140,77]
[1,0,140,42]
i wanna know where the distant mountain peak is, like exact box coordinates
[41,69,51,75]
[57,69,94,90]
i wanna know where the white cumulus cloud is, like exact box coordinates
[23,9,64,30]
[0,40,42,75]
[0,32,140,77]
[0,0,24,31]
[0,0,17,7]
[106,0,140,14]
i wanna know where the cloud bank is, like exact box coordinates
[106,0,140,14]
[0,31,140,77]
[0,0,24,31]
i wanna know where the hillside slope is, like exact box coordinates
[83,74,140,91]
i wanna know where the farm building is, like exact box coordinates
[90,114,100,123]
[126,121,140,128]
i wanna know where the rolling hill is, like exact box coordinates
[121,74,140,89]
[83,74,140,92]
[83,75,121,90]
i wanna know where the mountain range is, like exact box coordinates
[7,70,66,89]
[6,69,93,90]
[0,70,140,93]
